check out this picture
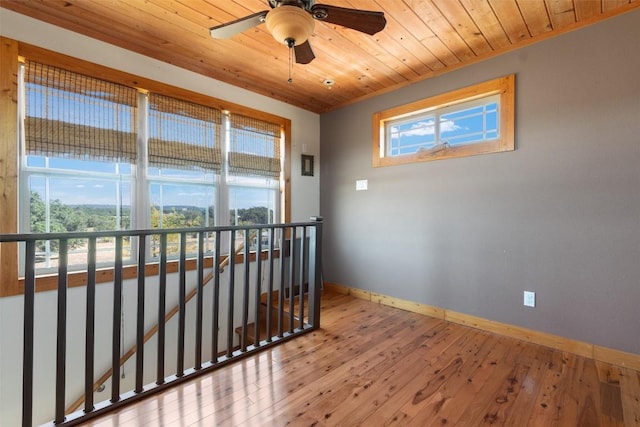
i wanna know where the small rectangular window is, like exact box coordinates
[373,75,514,167]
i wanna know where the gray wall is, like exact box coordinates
[319,10,640,355]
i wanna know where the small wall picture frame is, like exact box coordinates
[301,154,314,176]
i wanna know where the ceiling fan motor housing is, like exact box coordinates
[265,5,316,46]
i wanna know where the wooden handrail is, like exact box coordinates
[66,232,255,414]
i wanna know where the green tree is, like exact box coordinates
[29,191,86,251]
[233,206,270,225]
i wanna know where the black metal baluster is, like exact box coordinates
[266,227,275,343]
[195,231,204,369]
[85,237,97,413]
[227,230,236,357]
[308,218,323,328]
[54,239,68,424]
[254,227,263,347]
[212,230,221,363]
[177,232,187,376]
[157,233,167,385]
[135,235,146,393]
[111,236,123,402]
[241,230,250,351]
[278,228,286,338]
[299,227,307,329]
[22,240,36,427]
[288,227,297,334]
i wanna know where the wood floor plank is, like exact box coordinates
[241,314,451,425]
[401,333,502,425]
[619,367,640,426]
[215,307,432,424]
[290,319,451,425]
[324,322,477,425]
[445,338,530,426]
[501,346,561,426]
[79,290,640,427]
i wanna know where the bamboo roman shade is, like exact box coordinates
[23,62,281,178]
[24,61,138,163]
[148,93,223,172]
[228,114,281,178]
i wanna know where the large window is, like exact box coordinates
[373,75,514,167]
[17,60,287,273]
[21,62,136,270]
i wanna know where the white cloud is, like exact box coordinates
[391,119,460,139]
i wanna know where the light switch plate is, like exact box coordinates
[356,179,368,191]
[524,291,536,307]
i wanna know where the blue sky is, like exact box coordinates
[28,157,274,210]
[389,102,498,156]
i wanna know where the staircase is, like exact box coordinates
[236,284,309,344]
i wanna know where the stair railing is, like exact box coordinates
[0,218,323,427]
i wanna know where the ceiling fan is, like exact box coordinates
[209,0,387,65]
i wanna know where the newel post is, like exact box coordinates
[308,216,323,328]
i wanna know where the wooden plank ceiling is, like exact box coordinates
[2,0,639,113]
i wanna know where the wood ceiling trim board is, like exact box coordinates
[339,0,640,112]
[94,0,317,104]
[347,29,425,80]
[305,25,409,88]
[405,0,477,63]
[516,0,554,37]
[4,0,323,112]
[277,41,394,103]
[296,33,403,96]
[158,0,221,27]
[575,0,603,21]
[458,0,512,50]
[229,0,411,93]
[146,0,226,35]
[431,0,494,57]
[329,2,639,113]
[345,0,445,73]
[108,0,271,61]
[379,0,461,67]
[60,0,184,44]
[545,0,578,29]
[151,0,351,103]
[315,22,421,82]
[197,0,260,24]
[0,1,234,90]
[0,1,170,54]
[31,0,219,66]
[602,0,631,12]
[487,0,532,43]
[5,0,640,114]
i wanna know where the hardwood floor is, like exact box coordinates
[83,290,640,426]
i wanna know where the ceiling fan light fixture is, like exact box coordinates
[265,5,315,46]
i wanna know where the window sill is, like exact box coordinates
[374,139,511,167]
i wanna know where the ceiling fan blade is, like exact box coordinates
[311,4,386,35]
[209,11,268,39]
[294,40,315,64]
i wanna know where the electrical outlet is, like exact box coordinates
[524,291,536,308]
